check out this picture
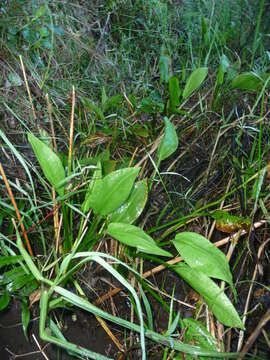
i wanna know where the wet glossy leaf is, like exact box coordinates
[169,76,181,110]
[183,318,219,352]
[0,290,10,311]
[158,117,178,164]
[231,72,263,92]
[86,167,140,216]
[174,264,243,329]
[173,232,233,286]
[109,179,148,224]
[22,297,30,340]
[107,223,172,257]
[82,162,102,213]
[28,133,65,196]
[182,67,208,100]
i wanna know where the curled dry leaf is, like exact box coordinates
[29,288,42,308]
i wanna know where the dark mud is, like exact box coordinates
[0,299,119,359]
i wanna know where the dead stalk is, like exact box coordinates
[68,85,75,175]
[19,55,37,127]
[0,162,33,256]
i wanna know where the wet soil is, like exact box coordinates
[1,254,270,360]
[0,298,119,360]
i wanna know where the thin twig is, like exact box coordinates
[32,334,50,360]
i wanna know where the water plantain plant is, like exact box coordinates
[1,122,244,357]
[0,110,245,357]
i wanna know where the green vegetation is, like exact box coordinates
[0,1,270,359]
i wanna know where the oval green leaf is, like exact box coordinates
[86,167,140,216]
[173,232,233,286]
[174,264,243,329]
[28,132,65,196]
[158,117,178,164]
[109,179,148,224]
[107,223,172,257]
[182,67,208,100]
[231,72,264,92]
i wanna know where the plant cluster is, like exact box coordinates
[0,1,270,359]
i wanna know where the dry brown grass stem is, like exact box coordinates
[68,85,75,175]
[95,315,124,353]
[19,55,37,127]
[0,161,33,256]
